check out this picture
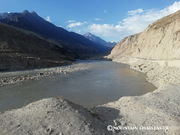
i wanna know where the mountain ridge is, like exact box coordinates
[83,32,116,48]
[0,22,74,71]
[0,10,110,57]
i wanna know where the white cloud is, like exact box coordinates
[67,21,87,28]
[84,21,88,24]
[67,22,84,28]
[89,24,121,36]
[128,8,143,15]
[46,16,51,22]
[67,20,75,23]
[95,18,102,21]
[89,1,180,41]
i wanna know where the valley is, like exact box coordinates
[0,3,180,135]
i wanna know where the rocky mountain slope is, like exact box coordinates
[0,22,74,71]
[0,11,110,56]
[83,32,116,48]
[107,10,180,61]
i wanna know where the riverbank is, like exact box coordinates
[0,97,109,135]
[0,62,93,87]
[96,57,180,135]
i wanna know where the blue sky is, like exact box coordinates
[0,0,180,42]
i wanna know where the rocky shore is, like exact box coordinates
[0,62,92,87]
[0,97,110,135]
[95,58,180,135]
[101,9,180,135]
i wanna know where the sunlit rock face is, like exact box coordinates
[108,10,180,61]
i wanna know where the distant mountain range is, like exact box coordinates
[0,10,113,71]
[0,10,110,57]
[83,32,116,48]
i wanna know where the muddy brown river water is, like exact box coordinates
[0,60,156,111]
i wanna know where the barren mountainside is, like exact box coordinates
[0,22,74,71]
[108,10,180,61]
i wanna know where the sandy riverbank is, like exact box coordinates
[95,58,180,135]
[0,59,179,135]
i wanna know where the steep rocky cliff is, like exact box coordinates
[107,10,180,61]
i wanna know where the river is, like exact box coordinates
[0,60,156,111]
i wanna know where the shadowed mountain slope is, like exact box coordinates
[0,22,74,71]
